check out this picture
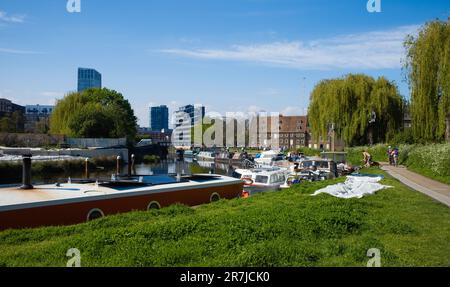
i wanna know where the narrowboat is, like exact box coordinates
[0,173,243,230]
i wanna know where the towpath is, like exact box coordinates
[381,163,450,208]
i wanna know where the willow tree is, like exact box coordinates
[404,20,450,142]
[308,74,404,146]
[50,88,137,141]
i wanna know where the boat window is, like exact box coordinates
[317,161,329,168]
[271,174,286,184]
[302,161,313,168]
[255,175,269,184]
[232,171,242,179]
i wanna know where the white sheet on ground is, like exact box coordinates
[312,175,392,199]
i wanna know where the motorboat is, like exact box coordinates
[297,158,338,179]
[254,150,289,167]
[215,151,232,164]
[232,166,289,194]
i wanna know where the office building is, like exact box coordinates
[77,68,102,92]
[24,104,55,133]
[149,105,169,132]
[173,105,205,147]
[0,98,25,118]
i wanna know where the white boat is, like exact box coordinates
[196,151,216,161]
[232,166,289,193]
[254,150,288,167]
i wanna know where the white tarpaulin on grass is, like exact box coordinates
[312,175,392,199]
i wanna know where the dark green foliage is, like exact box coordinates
[308,74,404,146]
[404,21,450,142]
[295,147,322,156]
[0,111,25,133]
[0,169,449,267]
[142,155,160,164]
[390,128,414,145]
[49,88,137,141]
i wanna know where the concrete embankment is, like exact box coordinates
[0,147,129,163]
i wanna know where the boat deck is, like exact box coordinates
[0,174,241,212]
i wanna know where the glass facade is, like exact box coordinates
[175,105,205,127]
[149,105,169,132]
[77,68,102,92]
[172,104,205,147]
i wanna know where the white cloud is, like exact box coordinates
[0,48,41,55]
[0,10,25,23]
[160,25,420,70]
[281,106,307,116]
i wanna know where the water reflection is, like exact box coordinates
[1,159,239,185]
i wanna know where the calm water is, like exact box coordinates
[2,158,238,185]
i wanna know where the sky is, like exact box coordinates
[0,0,449,127]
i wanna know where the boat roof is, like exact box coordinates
[0,174,241,212]
[235,167,287,175]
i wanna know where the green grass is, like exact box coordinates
[346,143,450,185]
[0,168,449,267]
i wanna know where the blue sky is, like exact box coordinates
[0,0,449,126]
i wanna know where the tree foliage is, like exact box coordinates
[404,20,450,142]
[0,111,25,133]
[50,88,137,141]
[308,74,404,146]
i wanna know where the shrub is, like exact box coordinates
[142,155,160,164]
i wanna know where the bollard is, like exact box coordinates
[85,158,90,179]
[20,154,33,190]
[131,154,136,176]
[116,155,121,176]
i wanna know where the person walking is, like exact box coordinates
[387,146,393,165]
[392,147,399,167]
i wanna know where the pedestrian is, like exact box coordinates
[387,146,393,165]
[392,147,399,167]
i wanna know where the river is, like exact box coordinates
[2,158,238,185]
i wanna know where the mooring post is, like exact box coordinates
[116,155,121,176]
[20,154,33,190]
[85,157,90,179]
[131,154,136,176]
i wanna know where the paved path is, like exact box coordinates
[380,163,450,207]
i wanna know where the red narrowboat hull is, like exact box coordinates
[0,181,243,230]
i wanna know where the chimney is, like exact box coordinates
[20,154,33,190]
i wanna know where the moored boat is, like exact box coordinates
[196,151,216,161]
[0,173,243,230]
[232,166,289,194]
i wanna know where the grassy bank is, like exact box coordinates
[0,168,449,267]
[346,143,450,185]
